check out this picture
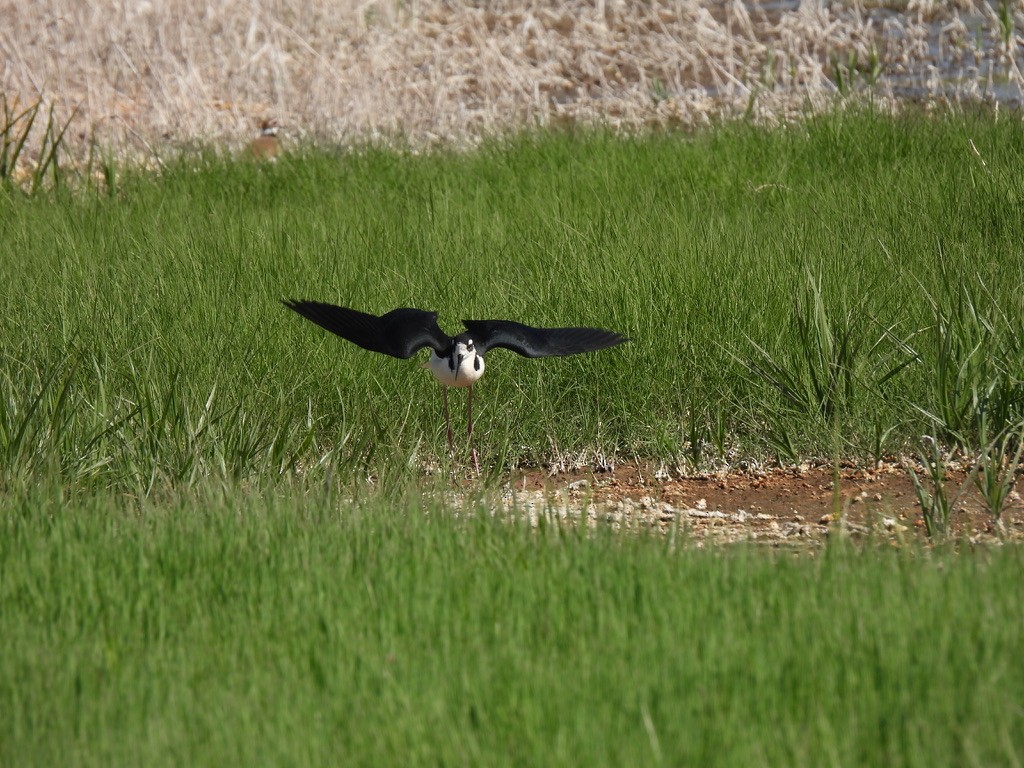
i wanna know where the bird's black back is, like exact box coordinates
[461,319,628,358]
[282,301,450,358]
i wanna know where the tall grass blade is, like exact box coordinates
[0,97,41,185]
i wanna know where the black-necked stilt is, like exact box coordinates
[282,300,629,469]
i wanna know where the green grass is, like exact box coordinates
[2,112,1024,764]
[2,110,1024,492]
[0,489,1021,767]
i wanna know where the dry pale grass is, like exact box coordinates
[1,0,1022,166]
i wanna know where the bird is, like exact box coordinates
[282,300,629,470]
[248,118,280,160]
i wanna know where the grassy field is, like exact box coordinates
[2,111,1024,764]
[3,110,1024,492]
[2,491,1023,766]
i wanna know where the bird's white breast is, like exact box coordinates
[428,346,484,388]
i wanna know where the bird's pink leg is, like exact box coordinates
[468,386,479,473]
[442,386,454,453]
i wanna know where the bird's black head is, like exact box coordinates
[452,332,475,353]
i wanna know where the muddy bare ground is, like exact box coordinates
[501,462,1024,547]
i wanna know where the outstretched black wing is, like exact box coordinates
[283,301,450,359]
[461,319,628,358]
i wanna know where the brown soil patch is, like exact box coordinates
[505,462,1024,546]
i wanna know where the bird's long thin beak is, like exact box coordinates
[454,353,463,382]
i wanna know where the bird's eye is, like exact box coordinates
[466,341,474,350]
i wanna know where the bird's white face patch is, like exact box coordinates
[428,340,484,388]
